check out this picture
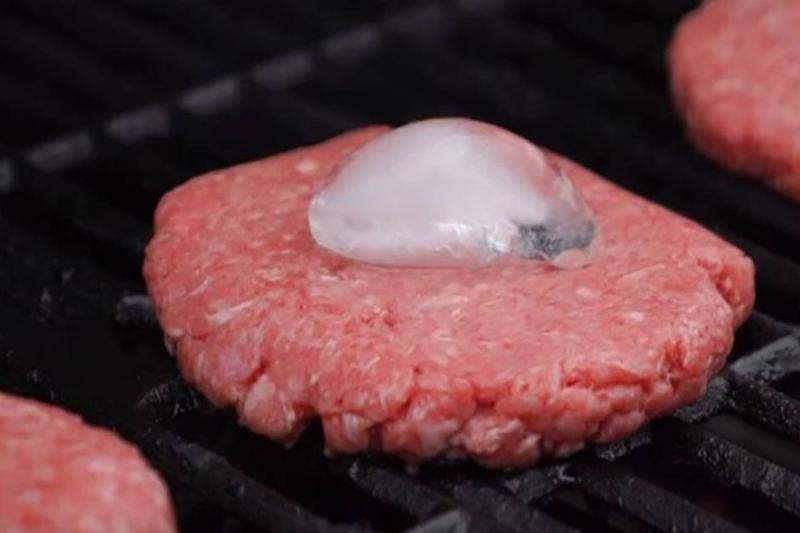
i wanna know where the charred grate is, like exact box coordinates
[2,0,800,531]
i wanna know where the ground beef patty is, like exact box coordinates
[0,392,176,533]
[144,127,754,468]
[670,0,800,202]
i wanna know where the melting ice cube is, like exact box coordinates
[308,118,601,268]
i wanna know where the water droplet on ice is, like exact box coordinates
[309,118,601,268]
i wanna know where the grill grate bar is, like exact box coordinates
[674,335,800,430]
[402,509,474,533]
[136,379,205,423]
[726,374,800,443]
[478,430,760,533]
[437,477,579,532]
[666,420,800,517]
[348,459,454,522]
[570,457,747,533]
[349,457,573,532]
[503,465,570,503]
[728,336,800,383]
[349,462,518,532]
[138,426,357,533]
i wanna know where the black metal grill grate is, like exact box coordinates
[2,1,800,532]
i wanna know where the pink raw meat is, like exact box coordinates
[144,126,754,468]
[0,392,176,533]
[670,0,800,202]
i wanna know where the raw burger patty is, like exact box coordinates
[145,127,754,468]
[670,0,800,202]
[0,392,176,533]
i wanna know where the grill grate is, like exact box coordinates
[2,1,800,531]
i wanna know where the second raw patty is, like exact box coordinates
[670,0,800,203]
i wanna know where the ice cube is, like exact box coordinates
[308,118,601,268]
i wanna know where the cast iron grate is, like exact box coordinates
[2,1,800,531]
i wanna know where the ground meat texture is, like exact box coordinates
[670,0,800,203]
[0,392,176,533]
[144,126,755,468]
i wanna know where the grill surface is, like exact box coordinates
[2,1,800,532]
